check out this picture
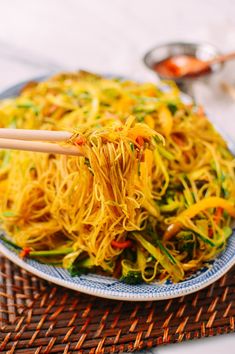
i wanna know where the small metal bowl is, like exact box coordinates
[143,42,223,96]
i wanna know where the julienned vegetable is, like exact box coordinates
[0,71,234,284]
[132,233,184,282]
[164,197,235,240]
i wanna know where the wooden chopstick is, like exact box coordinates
[0,138,82,156]
[0,128,72,141]
[0,129,83,156]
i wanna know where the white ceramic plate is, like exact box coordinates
[0,77,235,301]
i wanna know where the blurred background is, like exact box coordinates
[0,0,235,140]
[0,0,234,82]
[0,0,235,142]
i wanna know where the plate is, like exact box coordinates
[0,77,235,301]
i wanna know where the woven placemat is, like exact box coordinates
[0,254,234,353]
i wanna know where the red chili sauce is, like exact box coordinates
[153,55,211,79]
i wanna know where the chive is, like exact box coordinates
[223,226,232,238]
[158,146,174,161]
[135,113,145,122]
[153,135,162,144]
[147,227,177,264]
[1,151,11,169]
[0,234,21,249]
[133,106,155,114]
[159,200,181,212]
[130,142,134,152]
[17,101,40,115]
[29,248,73,257]
[84,158,94,175]
[2,211,15,217]
[155,239,177,264]
[84,157,91,167]
[17,101,35,108]
[194,231,215,246]
[167,103,178,115]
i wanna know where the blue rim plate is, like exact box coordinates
[0,76,235,301]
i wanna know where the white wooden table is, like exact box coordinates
[0,0,234,352]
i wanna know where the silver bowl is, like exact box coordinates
[143,42,223,96]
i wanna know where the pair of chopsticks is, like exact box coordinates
[0,129,83,156]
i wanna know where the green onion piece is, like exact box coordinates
[155,239,176,264]
[132,233,184,281]
[29,248,73,257]
[158,145,174,161]
[2,211,15,217]
[0,234,21,249]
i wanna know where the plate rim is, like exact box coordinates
[0,76,235,301]
[0,239,235,301]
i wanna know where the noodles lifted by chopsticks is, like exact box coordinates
[0,71,235,284]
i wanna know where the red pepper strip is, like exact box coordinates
[74,136,86,146]
[209,207,224,237]
[20,247,31,258]
[172,134,185,146]
[136,136,145,147]
[111,240,132,249]
[183,151,190,163]
[214,207,223,225]
[208,228,213,238]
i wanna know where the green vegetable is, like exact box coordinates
[176,231,195,255]
[155,239,176,264]
[135,112,145,122]
[0,234,21,249]
[84,158,94,175]
[120,270,142,284]
[130,142,135,152]
[29,248,73,257]
[16,101,35,109]
[133,105,156,114]
[222,226,232,239]
[159,198,182,213]
[16,101,40,115]
[2,211,15,217]
[102,88,120,99]
[1,151,11,170]
[132,232,184,281]
[158,146,174,160]
[194,230,215,246]
[146,227,177,265]
[167,103,178,115]
[68,257,94,277]
[84,157,91,167]
[153,135,162,144]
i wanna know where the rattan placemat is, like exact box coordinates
[0,254,234,353]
